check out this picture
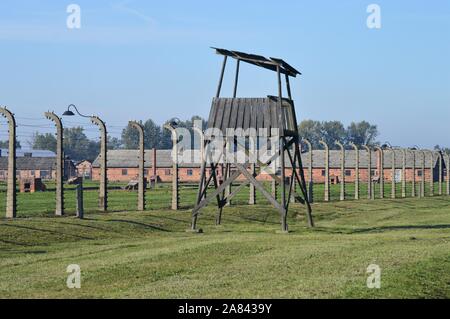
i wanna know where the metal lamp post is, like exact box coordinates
[63,104,108,212]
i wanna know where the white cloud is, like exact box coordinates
[111,0,157,25]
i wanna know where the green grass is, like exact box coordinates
[1,180,447,218]
[0,194,450,298]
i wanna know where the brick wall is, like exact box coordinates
[92,167,435,183]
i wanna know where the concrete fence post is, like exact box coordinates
[164,124,179,210]
[390,148,396,199]
[363,145,372,200]
[446,153,450,196]
[428,151,434,197]
[375,146,384,199]
[401,149,407,198]
[129,121,146,211]
[0,107,17,218]
[45,112,64,216]
[91,116,108,212]
[350,143,359,200]
[420,150,426,198]
[411,150,416,197]
[152,148,157,188]
[335,140,345,201]
[302,138,314,203]
[437,152,443,196]
[319,140,330,202]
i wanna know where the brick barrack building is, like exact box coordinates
[91,149,445,183]
[0,150,76,181]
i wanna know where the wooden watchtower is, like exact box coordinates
[191,48,314,232]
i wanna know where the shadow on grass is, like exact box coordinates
[0,239,34,247]
[0,224,95,240]
[106,219,170,232]
[350,224,450,233]
[313,224,450,235]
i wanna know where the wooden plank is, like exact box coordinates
[236,164,284,212]
[207,98,219,129]
[229,98,240,131]
[221,98,233,134]
[236,99,245,132]
[262,98,271,134]
[250,99,258,132]
[269,98,277,130]
[192,165,247,215]
[243,98,251,131]
[214,98,226,133]
[254,98,263,134]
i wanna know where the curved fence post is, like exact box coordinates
[129,121,146,211]
[302,138,314,203]
[375,146,384,199]
[350,143,359,200]
[363,145,372,200]
[410,149,416,197]
[420,150,426,197]
[335,141,345,201]
[446,153,450,196]
[164,124,179,210]
[401,149,407,198]
[91,116,108,212]
[319,140,330,202]
[390,147,396,199]
[45,111,64,216]
[437,151,443,196]
[0,107,17,218]
[428,151,434,196]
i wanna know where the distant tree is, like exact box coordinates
[30,132,57,152]
[63,127,100,161]
[299,120,379,150]
[298,120,322,149]
[121,119,162,149]
[346,121,379,147]
[320,121,346,149]
[159,128,172,150]
[108,136,123,150]
[0,140,21,149]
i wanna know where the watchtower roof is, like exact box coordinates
[212,47,301,77]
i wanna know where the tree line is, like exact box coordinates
[298,120,379,150]
[11,116,203,162]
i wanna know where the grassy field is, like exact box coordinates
[0,191,449,298]
[0,180,444,217]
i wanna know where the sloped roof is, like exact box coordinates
[92,150,199,168]
[0,157,56,170]
[94,149,440,169]
[302,150,439,169]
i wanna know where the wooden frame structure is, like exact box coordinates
[190,48,314,233]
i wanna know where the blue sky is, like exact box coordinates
[0,0,449,148]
